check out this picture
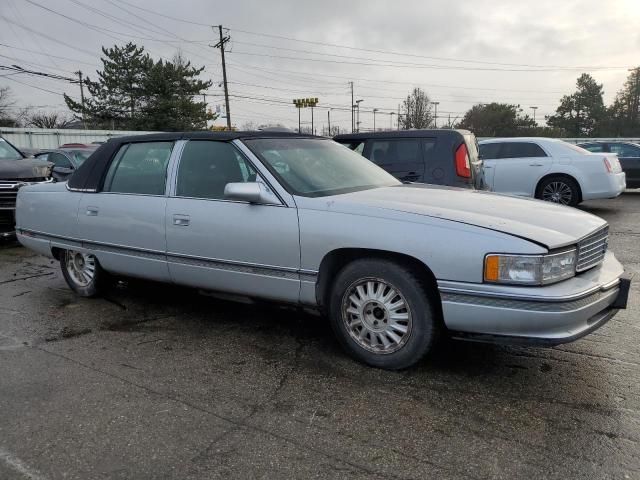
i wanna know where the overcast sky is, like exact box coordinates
[1,0,639,132]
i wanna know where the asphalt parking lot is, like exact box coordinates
[1,192,639,480]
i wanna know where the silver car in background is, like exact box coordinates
[479,137,626,206]
[15,132,630,369]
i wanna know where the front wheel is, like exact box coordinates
[536,176,580,206]
[60,250,107,297]
[328,259,440,370]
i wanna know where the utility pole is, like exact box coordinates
[355,99,363,132]
[397,104,401,131]
[75,70,86,129]
[373,108,378,131]
[349,81,354,133]
[311,106,314,134]
[530,106,538,124]
[432,101,439,128]
[390,112,395,130]
[213,25,231,129]
[327,109,331,135]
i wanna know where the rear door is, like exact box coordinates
[609,143,640,188]
[363,138,424,182]
[491,142,552,196]
[76,141,173,282]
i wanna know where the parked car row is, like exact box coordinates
[15,132,630,369]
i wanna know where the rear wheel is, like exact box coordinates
[60,249,107,297]
[536,176,580,206]
[328,258,440,370]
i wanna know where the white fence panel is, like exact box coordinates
[0,127,158,150]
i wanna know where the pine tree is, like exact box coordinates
[546,74,606,137]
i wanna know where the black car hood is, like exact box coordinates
[0,158,52,180]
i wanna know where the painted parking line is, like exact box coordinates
[0,448,47,480]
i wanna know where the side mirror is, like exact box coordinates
[224,182,280,205]
[52,165,74,174]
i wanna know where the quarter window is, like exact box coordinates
[176,141,256,200]
[104,142,173,195]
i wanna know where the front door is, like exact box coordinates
[76,141,174,282]
[165,140,301,302]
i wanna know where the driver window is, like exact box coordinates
[176,141,256,200]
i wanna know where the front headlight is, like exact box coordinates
[484,249,577,285]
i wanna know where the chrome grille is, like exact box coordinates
[576,226,609,272]
[0,182,19,210]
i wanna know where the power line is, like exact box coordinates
[0,43,96,67]
[0,13,96,58]
[229,50,629,72]
[2,76,64,95]
[76,1,630,71]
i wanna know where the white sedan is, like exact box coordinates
[479,137,626,206]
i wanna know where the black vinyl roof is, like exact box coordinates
[334,129,470,141]
[67,130,319,191]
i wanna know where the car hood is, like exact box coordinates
[323,184,606,249]
[0,158,52,180]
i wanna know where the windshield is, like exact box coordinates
[0,138,24,161]
[244,138,400,197]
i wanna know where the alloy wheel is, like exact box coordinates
[341,278,413,354]
[65,250,97,287]
[541,181,573,205]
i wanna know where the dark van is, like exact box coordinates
[334,129,483,189]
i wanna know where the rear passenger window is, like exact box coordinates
[104,142,173,195]
[367,139,420,165]
[500,142,547,158]
[176,141,256,200]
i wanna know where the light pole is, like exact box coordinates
[327,109,331,136]
[389,112,395,130]
[373,108,379,131]
[355,99,363,132]
[432,101,439,128]
[530,106,538,124]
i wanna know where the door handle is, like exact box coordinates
[529,163,544,167]
[484,165,493,169]
[86,206,99,216]
[173,214,190,226]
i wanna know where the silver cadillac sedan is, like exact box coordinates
[15,132,630,369]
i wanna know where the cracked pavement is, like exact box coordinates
[0,192,639,479]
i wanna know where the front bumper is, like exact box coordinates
[439,252,630,345]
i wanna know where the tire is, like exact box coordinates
[60,249,107,297]
[536,176,580,207]
[328,258,440,370]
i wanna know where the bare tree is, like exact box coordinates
[400,87,434,129]
[26,111,75,129]
[0,86,18,127]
